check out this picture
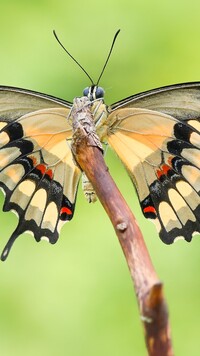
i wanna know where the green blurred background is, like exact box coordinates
[0,0,200,355]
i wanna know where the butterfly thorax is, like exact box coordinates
[82,85,109,141]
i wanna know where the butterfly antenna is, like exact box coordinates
[53,30,94,85]
[96,29,120,86]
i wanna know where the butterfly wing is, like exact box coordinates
[0,87,81,260]
[108,82,200,244]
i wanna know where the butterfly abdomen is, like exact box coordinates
[81,172,97,203]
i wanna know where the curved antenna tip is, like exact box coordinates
[53,30,58,40]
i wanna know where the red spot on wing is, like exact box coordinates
[60,207,72,215]
[156,164,171,179]
[37,164,46,175]
[143,206,156,214]
[46,169,53,179]
[35,164,53,179]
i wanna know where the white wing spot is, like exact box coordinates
[41,236,50,242]
[18,180,36,196]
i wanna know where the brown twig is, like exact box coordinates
[71,97,174,356]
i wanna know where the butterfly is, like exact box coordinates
[1,31,200,261]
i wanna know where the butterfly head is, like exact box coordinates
[83,85,105,101]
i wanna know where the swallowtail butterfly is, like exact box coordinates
[1,30,200,260]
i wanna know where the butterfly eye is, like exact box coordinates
[83,87,89,97]
[94,86,105,99]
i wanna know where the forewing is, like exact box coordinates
[110,82,200,121]
[0,87,81,260]
[107,105,200,244]
[0,85,72,118]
